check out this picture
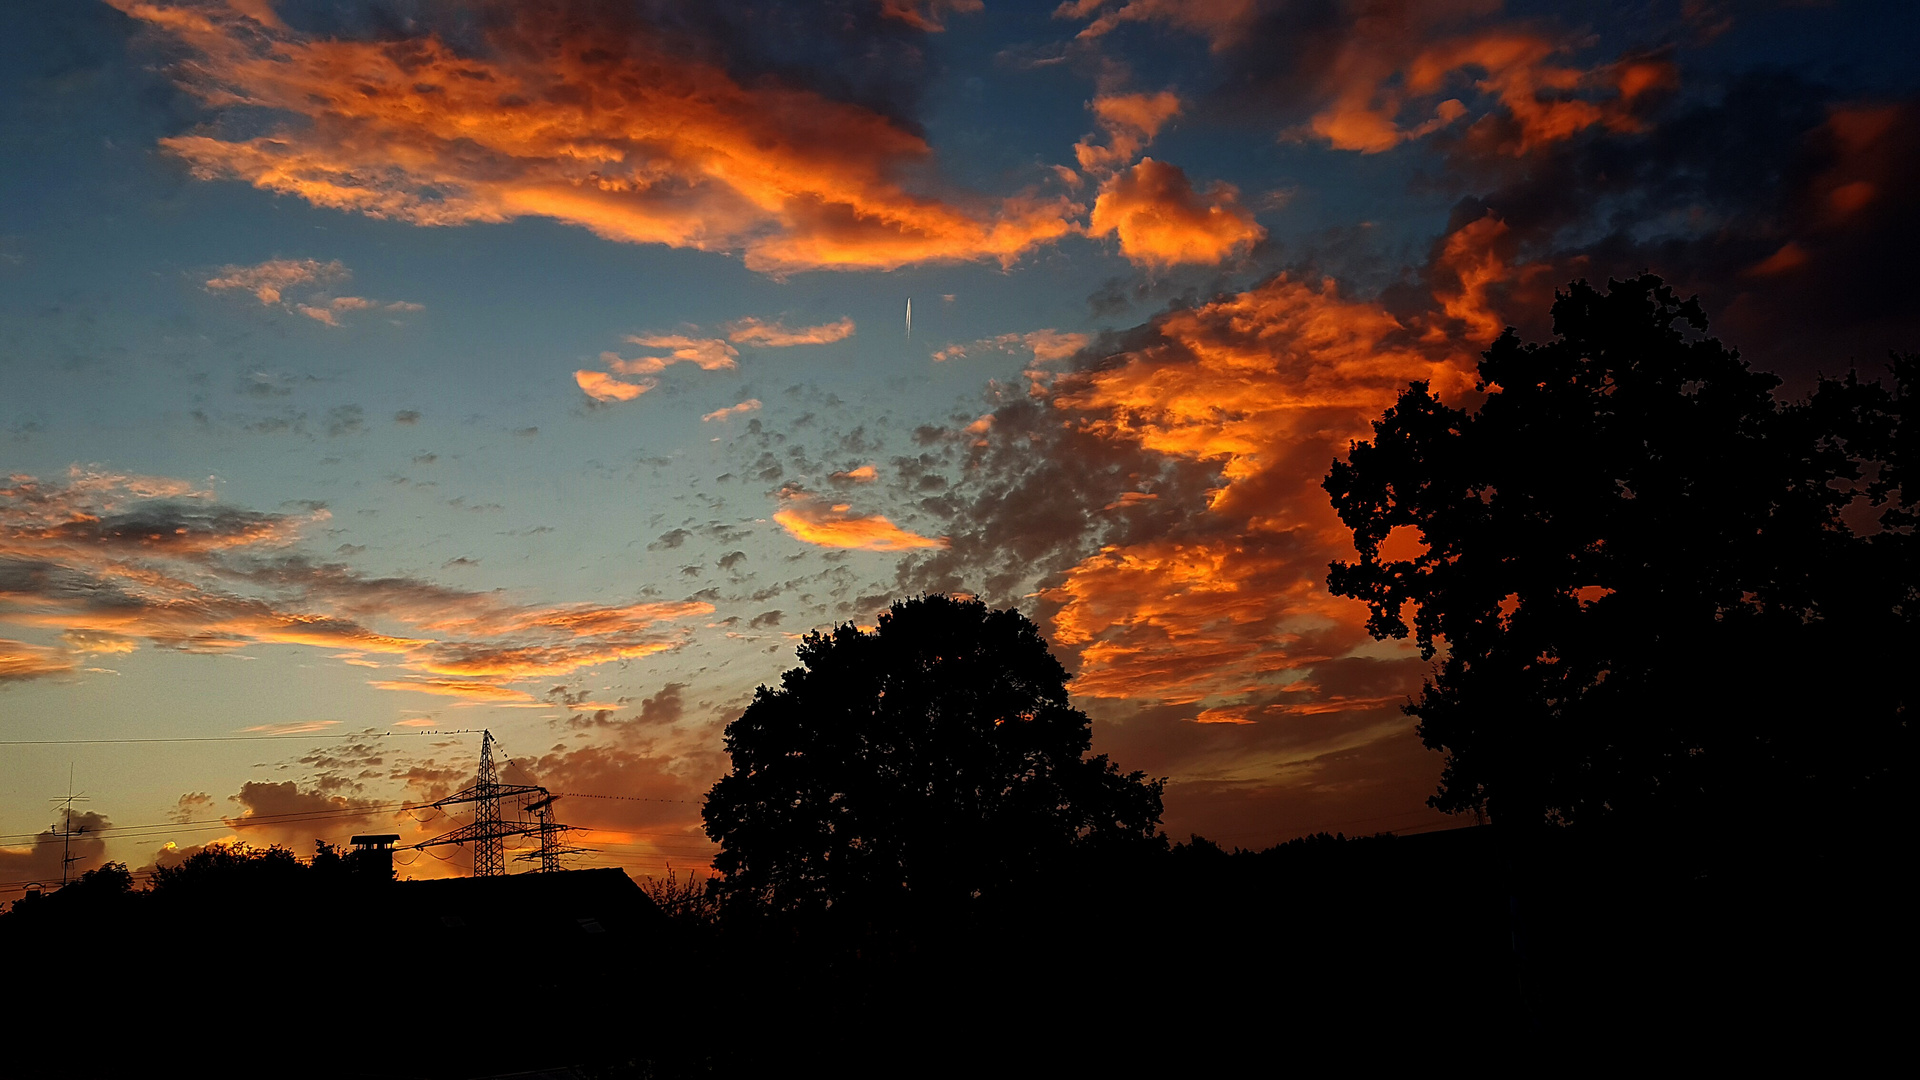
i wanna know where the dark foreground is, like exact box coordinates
[3,825,1905,1077]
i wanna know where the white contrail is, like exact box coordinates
[905,297,912,337]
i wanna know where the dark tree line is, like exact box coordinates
[1326,275,1912,830]
[5,279,1910,1074]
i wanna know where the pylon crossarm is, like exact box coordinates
[429,783,548,809]
[413,821,570,850]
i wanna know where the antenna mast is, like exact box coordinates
[52,765,91,886]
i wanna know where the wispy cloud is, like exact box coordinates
[611,335,740,374]
[205,257,421,326]
[239,720,342,735]
[725,316,856,347]
[0,638,77,685]
[0,468,712,701]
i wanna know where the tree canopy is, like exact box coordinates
[701,594,1164,914]
[1325,275,1912,828]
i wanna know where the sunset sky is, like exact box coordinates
[4,0,1916,889]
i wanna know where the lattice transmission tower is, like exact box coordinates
[413,731,581,875]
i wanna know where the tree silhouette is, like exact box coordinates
[148,840,306,895]
[702,595,1164,914]
[1325,275,1911,827]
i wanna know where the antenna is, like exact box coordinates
[51,764,91,886]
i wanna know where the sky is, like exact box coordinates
[3,0,1916,890]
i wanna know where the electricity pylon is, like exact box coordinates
[514,792,590,872]
[413,731,580,875]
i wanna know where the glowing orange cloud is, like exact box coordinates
[1036,273,1479,703]
[1075,90,1183,173]
[774,493,947,552]
[0,638,76,684]
[574,370,650,402]
[115,1,1076,274]
[1431,213,1515,343]
[1311,31,1674,156]
[702,400,764,423]
[413,639,679,681]
[1061,1,1673,158]
[1089,158,1265,268]
[726,317,857,347]
[612,335,740,373]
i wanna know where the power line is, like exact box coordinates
[0,801,424,844]
[553,791,701,805]
[0,730,482,746]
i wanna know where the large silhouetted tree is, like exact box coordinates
[702,595,1164,914]
[1326,275,1911,828]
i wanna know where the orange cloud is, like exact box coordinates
[1812,104,1903,223]
[1035,273,1477,703]
[413,639,678,681]
[1089,158,1265,268]
[205,257,345,305]
[1075,90,1183,173]
[1,469,713,702]
[574,370,650,402]
[431,599,714,639]
[206,257,419,323]
[936,329,1093,366]
[702,399,764,423]
[1061,2,1672,158]
[0,638,76,684]
[1311,30,1672,156]
[1430,212,1515,344]
[774,492,947,552]
[367,678,542,703]
[725,317,856,347]
[117,1,1075,274]
[611,335,739,373]
[1020,330,1094,363]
